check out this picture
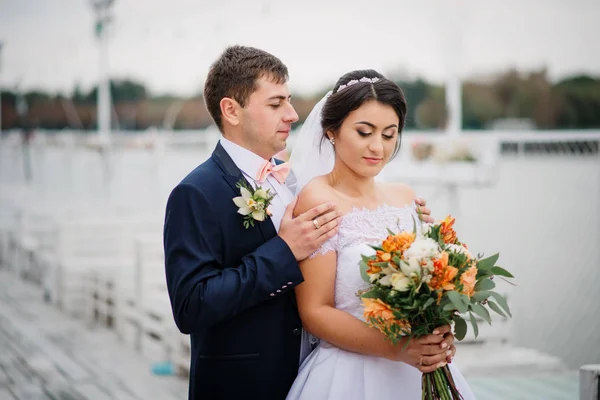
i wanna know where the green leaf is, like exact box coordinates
[447,291,468,313]
[490,292,512,317]
[469,312,479,338]
[475,278,496,291]
[470,302,492,324]
[443,302,456,311]
[491,266,514,278]
[453,316,468,341]
[477,253,500,270]
[487,300,507,318]
[411,215,418,236]
[387,227,396,236]
[471,291,492,303]
[359,260,370,283]
[360,290,383,300]
[422,297,436,311]
[459,293,471,307]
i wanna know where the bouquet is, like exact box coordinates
[359,215,513,400]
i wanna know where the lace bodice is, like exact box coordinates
[313,202,420,321]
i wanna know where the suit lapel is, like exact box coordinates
[212,142,277,242]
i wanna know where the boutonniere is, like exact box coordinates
[232,180,275,229]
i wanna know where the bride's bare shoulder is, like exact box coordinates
[381,182,417,206]
[293,177,339,217]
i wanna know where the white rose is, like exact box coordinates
[400,258,421,278]
[404,237,441,259]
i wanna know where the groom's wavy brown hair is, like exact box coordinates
[204,45,289,131]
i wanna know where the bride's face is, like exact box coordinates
[330,100,399,177]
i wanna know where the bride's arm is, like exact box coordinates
[293,185,454,373]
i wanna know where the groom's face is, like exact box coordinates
[239,75,299,160]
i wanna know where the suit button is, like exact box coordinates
[292,328,301,336]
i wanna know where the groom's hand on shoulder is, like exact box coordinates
[279,197,339,261]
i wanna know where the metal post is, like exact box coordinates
[0,41,3,137]
[580,365,600,400]
[93,0,114,147]
[91,0,115,202]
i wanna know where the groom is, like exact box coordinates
[164,45,433,400]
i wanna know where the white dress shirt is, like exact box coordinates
[220,137,295,231]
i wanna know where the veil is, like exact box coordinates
[287,91,334,195]
[287,91,387,196]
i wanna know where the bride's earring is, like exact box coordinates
[329,137,335,145]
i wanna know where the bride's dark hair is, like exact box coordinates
[321,69,407,159]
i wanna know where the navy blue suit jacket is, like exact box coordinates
[164,143,304,400]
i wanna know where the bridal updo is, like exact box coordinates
[320,69,407,159]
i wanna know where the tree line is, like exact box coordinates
[1,69,599,131]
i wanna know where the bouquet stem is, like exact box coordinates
[421,365,463,400]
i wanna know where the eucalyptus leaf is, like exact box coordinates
[477,253,500,270]
[487,300,507,318]
[471,291,492,303]
[470,302,492,324]
[490,292,512,317]
[453,316,468,341]
[447,291,468,313]
[475,278,496,291]
[491,266,514,278]
[469,312,479,338]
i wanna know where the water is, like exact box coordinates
[1,135,599,370]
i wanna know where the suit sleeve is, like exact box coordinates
[163,183,303,334]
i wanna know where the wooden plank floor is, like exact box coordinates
[0,269,188,400]
[0,268,580,400]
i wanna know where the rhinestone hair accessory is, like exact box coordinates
[336,77,381,93]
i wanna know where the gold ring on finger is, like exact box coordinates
[312,219,320,229]
[419,356,424,366]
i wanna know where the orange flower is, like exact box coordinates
[362,298,396,323]
[439,216,458,244]
[460,265,478,297]
[362,298,411,334]
[428,252,458,292]
[382,232,415,254]
[366,259,382,275]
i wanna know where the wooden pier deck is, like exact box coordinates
[0,269,187,400]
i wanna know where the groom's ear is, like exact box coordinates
[220,97,241,127]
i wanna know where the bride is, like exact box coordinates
[286,70,476,399]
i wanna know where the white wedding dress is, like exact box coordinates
[287,203,476,400]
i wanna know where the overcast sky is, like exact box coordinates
[1,0,599,97]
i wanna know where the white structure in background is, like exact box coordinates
[92,0,115,201]
[386,2,498,216]
[92,0,114,148]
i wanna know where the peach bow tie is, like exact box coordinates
[256,160,290,184]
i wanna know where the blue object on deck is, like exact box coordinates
[151,361,175,376]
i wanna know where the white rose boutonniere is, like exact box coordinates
[232,180,275,229]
